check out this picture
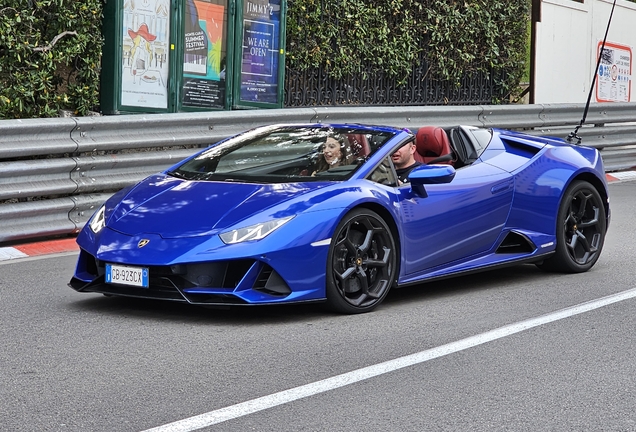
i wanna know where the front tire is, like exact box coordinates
[326,208,397,314]
[537,180,606,273]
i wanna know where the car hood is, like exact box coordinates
[107,174,331,238]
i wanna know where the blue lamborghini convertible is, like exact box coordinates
[69,123,610,313]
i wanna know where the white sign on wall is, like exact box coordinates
[596,41,632,103]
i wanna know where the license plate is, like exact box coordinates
[105,264,149,288]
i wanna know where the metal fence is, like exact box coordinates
[1,102,635,244]
[284,63,506,107]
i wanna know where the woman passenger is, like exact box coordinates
[312,136,348,175]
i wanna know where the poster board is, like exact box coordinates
[235,0,285,108]
[182,0,227,109]
[121,0,171,109]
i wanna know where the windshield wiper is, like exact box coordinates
[168,170,213,181]
[167,170,191,180]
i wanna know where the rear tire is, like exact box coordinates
[537,180,606,273]
[326,208,397,314]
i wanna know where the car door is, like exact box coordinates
[398,161,514,276]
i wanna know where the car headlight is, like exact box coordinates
[89,206,106,234]
[219,216,294,244]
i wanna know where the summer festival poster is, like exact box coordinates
[182,0,226,109]
[596,41,632,103]
[121,0,171,109]
[240,0,281,104]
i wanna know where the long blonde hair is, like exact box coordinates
[130,35,152,61]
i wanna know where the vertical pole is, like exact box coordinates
[226,0,236,109]
[168,0,180,112]
[529,0,541,105]
[277,0,287,108]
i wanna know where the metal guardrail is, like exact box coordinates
[1,102,635,244]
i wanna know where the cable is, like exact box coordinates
[567,0,617,144]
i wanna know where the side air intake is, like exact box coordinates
[496,231,537,254]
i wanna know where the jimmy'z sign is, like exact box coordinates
[239,0,282,105]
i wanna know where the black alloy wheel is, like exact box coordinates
[326,208,397,313]
[537,180,606,273]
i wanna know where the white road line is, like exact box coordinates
[142,287,636,432]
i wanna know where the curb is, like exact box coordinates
[606,171,636,183]
[0,171,634,263]
[0,238,78,262]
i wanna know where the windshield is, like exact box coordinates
[169,126,396,183]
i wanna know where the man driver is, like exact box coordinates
[391,140,422,184]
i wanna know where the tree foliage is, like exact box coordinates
[0,0,103,119]
[286,0,529,99]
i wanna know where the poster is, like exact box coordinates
[596,41,632,103]
[182,0,226,109]
[121,0,170,109]
[239,0,281,104]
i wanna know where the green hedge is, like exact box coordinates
[286,0,529,99]
[0,0,103,119]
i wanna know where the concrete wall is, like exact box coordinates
[535,0,636,103]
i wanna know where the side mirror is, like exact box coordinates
[408,165,456,197]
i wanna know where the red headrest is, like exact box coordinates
[415,126,453,164]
